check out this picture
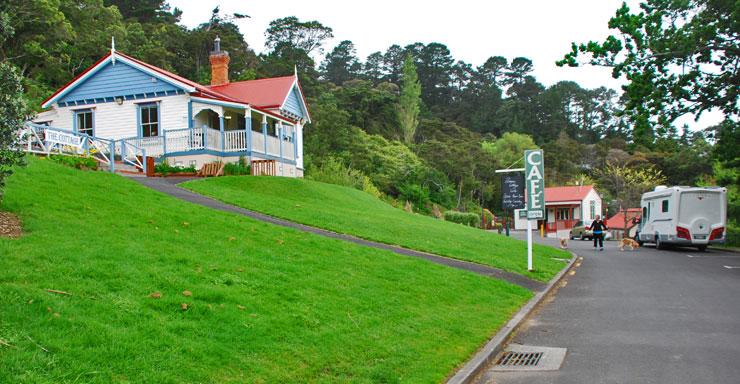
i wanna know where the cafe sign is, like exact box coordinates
[524,149,544,219]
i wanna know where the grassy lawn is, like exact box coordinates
[0,158,533,383]
[183,176,569,281]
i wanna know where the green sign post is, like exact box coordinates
[525,149,545,219]
[524,149,544,271]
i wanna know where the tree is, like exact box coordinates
[398,54,421,144]
[362,51,384,83]
[416,43,454,109]
[558,0,739,126]
[476,56,508,88]
[0,62,28,200]
[264,16,333,56]
[381,44,405,84]
[506,57,533,85]
[103,0,182,23]
[481,132,538,169]
[594,161,667,208]
[320,40,361,85]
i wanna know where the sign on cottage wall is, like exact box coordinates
[524,149,545,220]
[502,173,525,209]
[45,130,83,149]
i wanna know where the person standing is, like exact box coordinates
[589,215,608,251]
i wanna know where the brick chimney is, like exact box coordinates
[209,36,230,86]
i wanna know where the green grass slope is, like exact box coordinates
[184,176,569,281]
[0,158,532,384]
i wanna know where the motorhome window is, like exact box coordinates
[662,199,669,212]
[647,203,651,220]
[642,207,647,221]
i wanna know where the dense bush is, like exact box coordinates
[443,211,480,227]
[155,162,196,176]
[224,157,251,176]
[307,157,383,199]
[49,155,98,170]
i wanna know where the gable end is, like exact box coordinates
[57,61,182,106]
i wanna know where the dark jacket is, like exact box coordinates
[589,220,608,234]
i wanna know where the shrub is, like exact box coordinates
[308,157,383,199]
[223,158,251,176]
[49,155,98,170]
[443,210,480,227]
[482,209,495,229]
[155,161,196,176]
[397,183,431,213]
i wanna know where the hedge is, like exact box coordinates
[443,210,480,227]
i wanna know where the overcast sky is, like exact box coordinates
[169,0,722,130]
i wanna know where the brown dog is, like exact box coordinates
[619,237,640,251]
[559,237,569,249]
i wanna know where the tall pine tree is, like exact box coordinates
[398,54,421,144]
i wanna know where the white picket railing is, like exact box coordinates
[122,136,164,158]
[166,127,203,153]
[224,130,247,152]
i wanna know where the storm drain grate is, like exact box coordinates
[496,351,544,367]
[490,344,567,372]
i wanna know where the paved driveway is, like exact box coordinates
[480,232,740,384]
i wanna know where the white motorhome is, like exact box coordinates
[637,186,727,251]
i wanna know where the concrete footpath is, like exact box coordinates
[477,233,740,384]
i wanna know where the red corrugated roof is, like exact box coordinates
[544,185,595,202]
[206,76,296,108]
[607,208,641,229]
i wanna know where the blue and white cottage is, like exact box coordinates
[32,38,310,177]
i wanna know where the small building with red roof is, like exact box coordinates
[513,185,602,233]
[31,37,309,177]
[606,208,642,239]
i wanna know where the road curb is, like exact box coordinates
[446,251,580,384]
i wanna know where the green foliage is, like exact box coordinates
[154,161,196,176]
[398,54,421,144]
[482,132,538,168]
[558,0,738,127]
[0,61,27,201]
[443,210,480,228]
[1,158,533,383]
[222,157,250,176]
[320,40,361,85]
[307,156,382,199]
[49,155,98,170]
[594,161,668,208]
[265,16,333,56]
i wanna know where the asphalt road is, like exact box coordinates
[479,232,740,384]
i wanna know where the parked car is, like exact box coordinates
[569,221,612,241]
